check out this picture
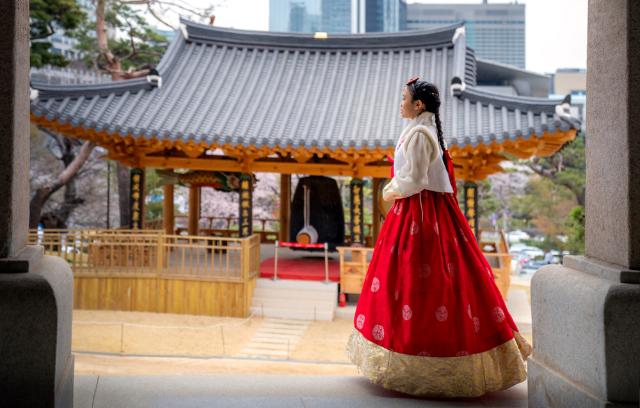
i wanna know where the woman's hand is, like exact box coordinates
[382,178,402,201]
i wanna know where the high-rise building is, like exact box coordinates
[364,0,406,32]
[322,0,352,33]
[42,0,94,62]
[552,68,586,97]
[270,0,323,32]
[406,1,525,68]
[270,0,405,33]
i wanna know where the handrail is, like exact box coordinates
[28,229,260,282]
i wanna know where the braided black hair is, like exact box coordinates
[406,80,448,167]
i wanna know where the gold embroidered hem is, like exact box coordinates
[346,328,527,398]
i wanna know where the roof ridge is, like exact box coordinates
[179,17,463,50]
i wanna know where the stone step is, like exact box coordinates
[250,306,334,321]
[251,297,336,310]
[255,278,338,291]
[261,321,310,329]
[243,342,291,351]
[256,317,312,325]
[258,326,307,336]
[237,349,289,357]
[252,332,301,342]
[258,326,308,334]
[249,337,302,345]
[252,288,337,302]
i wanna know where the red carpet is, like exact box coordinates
[259,257,341,281]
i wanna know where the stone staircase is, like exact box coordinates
[238,318,309,359]
[250,278,338,321]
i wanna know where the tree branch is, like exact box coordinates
[146,4,176,30]
[57,141,96,187]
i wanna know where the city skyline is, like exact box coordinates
[137,0,587,75]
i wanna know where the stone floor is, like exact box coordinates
[70,246,534,407]
[75,373,527,408]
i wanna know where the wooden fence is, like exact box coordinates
[145,215,374,245]
[28,229,261,317]
[336,231,514,301]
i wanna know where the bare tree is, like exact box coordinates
[30,0,223,228]
[29,128,97,228]
[90,0,222,227]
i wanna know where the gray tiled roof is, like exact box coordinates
[30,19,579,152]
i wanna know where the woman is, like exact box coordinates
[346,77,531,398]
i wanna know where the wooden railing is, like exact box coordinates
[337,246,375,296]
[146,216,374,246]
[479,229,512,299]
[28,229,260,282]
[336,230,514,301]
[483,252,512,299]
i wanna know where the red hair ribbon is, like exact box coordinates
[406,76,419,85]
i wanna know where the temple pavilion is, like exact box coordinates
[30,18,580,244]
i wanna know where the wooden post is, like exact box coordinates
[350,178,364,245]
[279,174,291,242]
[129,168,145,229]
[156,233,165,273]
[163,184,174,235]
[463,181,478,237]
[372,178,382,244]
[239,173,253,237]
[188,185,200,236]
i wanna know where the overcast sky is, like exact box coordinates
[145,0,587,74]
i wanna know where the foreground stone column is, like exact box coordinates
[528,1,640,407]
[0,0,74,406]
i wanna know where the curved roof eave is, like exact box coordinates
[29,19,581,157]
[179,17,463,50]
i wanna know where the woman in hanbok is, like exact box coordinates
[346,77,532,397]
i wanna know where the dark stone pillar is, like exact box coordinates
[528,2,640,406]
[0,0,28,258]
[239,173,253,237]
[279,174,291,242]
[349,178,364,245]
[0,1,74,406]
[463,181,478,237]
[372,177,382,243]
[129,168,145,229]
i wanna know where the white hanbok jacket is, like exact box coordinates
[382,110,453,202]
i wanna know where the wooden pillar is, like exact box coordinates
[239,173,253,237]
[350,178,364,245]
[463,181,478,237]
[163,184,174,235]
[372,178,382,244]
[279,174,291,242]
[129,168,145,229]
[188,185,200,236]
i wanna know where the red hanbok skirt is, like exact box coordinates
[346,151,531,397]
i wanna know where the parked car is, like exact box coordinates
[509,251,530,274]
[510,243,545,260]
[520,259,550,275]
[507,230,530,243]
